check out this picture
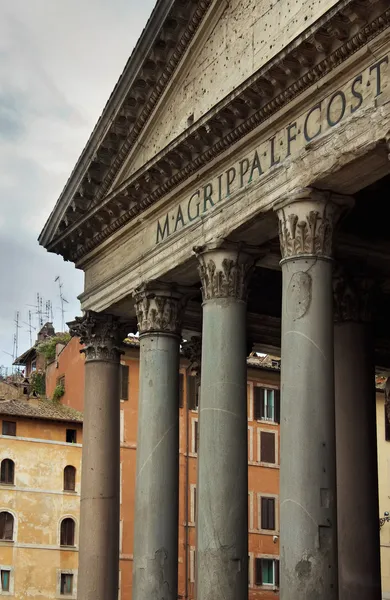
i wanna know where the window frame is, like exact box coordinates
[57,569,77,598]
[0,565,13,595]
[191,418,198,455]
[63,466,76,492]
[257,494,278,533]
[66,429,77,444]
[190,484,197,525]
[1,422,16,437]
[0,512,15,542]
[254,556,280,588]
[257,429,278,466]
[253,385,280,424]
[60,517,76,547]
[119,363,129,401]
[0,460,15,486]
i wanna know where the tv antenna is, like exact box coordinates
[22,310,37,347]
[55,276,68,332]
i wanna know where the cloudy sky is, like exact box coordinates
[0,0,156,369]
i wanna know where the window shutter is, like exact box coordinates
[275,559,280,587]
[260,432,275,464]
[194,421,199,454]
[2,421,16,436]
[179,373,184,408]
[188,376,197,410]
[261,497,275,530]
[0,513,14,540]
[255,558,262,586]
[120,365,129,400]
[274,389,281,423]
[254,387,263,420]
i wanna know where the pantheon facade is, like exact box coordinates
[40,1,390,599]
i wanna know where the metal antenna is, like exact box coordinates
[14,312,21,361]
[22,311,36,347]
[55,276,68,332]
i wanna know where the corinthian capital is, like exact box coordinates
[333,271,373,323]
[274,188,353,261]
[68,311,127,363]
[193,241,258,302]
[134,282,187,337]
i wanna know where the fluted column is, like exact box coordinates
[132,283,186,600]
[194,242,256,600]
[333,274,381,599]
[274,188,353,600]
[69,312,125,600]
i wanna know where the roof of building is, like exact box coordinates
[13,346,37,366]
[0,398,83,423]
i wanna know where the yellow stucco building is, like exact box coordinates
[377,388,390,600]
[0,397,82,598]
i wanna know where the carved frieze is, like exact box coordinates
[134,283,187,336]
[194,244,257,302]
[333,271,373,323]
[68,311,128,363]
[275,188,353,261]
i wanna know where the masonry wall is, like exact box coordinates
[0,416,82,599]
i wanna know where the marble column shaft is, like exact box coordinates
[334,275,381,600]
[69,312,124,600]
[275,188,352,600]
[194,243,255,600]
[132,284,185,600]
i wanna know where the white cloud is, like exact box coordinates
[0,0,156,368]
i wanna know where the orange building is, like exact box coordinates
[46,337,280,599]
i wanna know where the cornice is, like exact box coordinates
[43,0,390,262]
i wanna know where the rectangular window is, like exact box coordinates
[248,491,254,530]
[1,569,10,592]
[2,421,16,436]
[253,388,280,423]
[248,426,253,462]
[385,405,390,441]
[260,497,276,530]
[66,429,77,444]
[120,365,129,400]
[179,373,184,408]
[58,375,65,389]
[187,376,199,411]
[192,419,199,454]
[190,485,197,524]
[260,431,276,464]
[255,558,279,587]
[60,573,73,595]
[190,548,196,583]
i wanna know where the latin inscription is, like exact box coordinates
[156,55,389,244]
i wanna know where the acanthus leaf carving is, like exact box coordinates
[134,283,187,336]
[68,311,128,363]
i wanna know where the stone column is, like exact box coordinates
[194,242,256,600]
[132,283,186,600]
[69,312,124,600]
[333,274,381,600]
[274,188,352,600]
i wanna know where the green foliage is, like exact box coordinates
[30,371,46,396]
[36,333,71,362]
[52,383,65,403]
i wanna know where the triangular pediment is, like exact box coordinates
[39,0,390,263]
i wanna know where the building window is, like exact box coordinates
[255,558,279,587]
[260,497,276,531]
[66,429,77,444]
[0,568,10,592]
[0,460,14,485]
[2,422,16,437]
[190,485,197,525]
[188,375,199,411]
[253,388,280,422]
[0,513,14,541]
[60,518,75,546]
[60,573,73,595]
[189,548,196,583]
[31,359,37,372]
[58,375,65,389]
[63,466,76,491]
[385,405,390,441]
[260,431,276,464]
[120,364,129,401]
[179,373,184,408]
[191,419,198,454]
